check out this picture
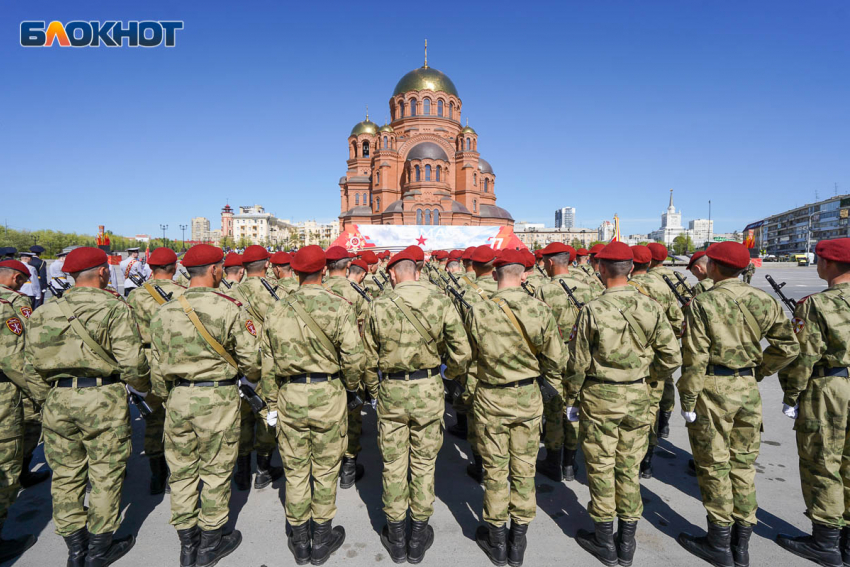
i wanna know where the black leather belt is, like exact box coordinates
[488,377,536,388]
[281,373,339,384]
[708,365,754,377]
[54,376,120,388]
[814,367,850,378]
[586,376,646,385]
[386,367,441,381]
[175,378,237,387]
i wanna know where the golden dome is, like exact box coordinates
[350,119,378,137]
[378,123,394,133]
[461,125,476,134]
[393,66,459,97]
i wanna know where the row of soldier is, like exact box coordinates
[0,237,848,567]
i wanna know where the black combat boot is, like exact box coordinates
[658,411,672,439]
[562,448,580,482]
[776,523,842,567]
[233,454,251,491]
[616,519,638,567]
[339,456,364,489]
[254,454,283,489]
[0,532,36,563]
[149,455,168,495]
[63,528,88,567]
[677,521,733,567]
[311,521,345,565]
[196,527,241,567]
[576,521,618,566]
[84,532,135,567]
[536,448,563,482]
[731,522,752,567]
[475,522,507,566]
[408,519,434,564]
[287,522,311,566]
[177,526,200,567]
[841,526,850,567]
[507,521,528,567]
[380,520,407,564]
[639,447,654,480]
[448,413,468,438]
[20,454,50,488]
[467,453,484,484]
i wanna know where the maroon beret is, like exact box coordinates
[223,253,243,268]
[0,260,30,276]
[270,251,292,266]
[630,245,652,264]
[687,251,706,270]
[596,242,634,261]
[183,244,224,268]
[325,246,350,261]
[494,249,525,268]
[388,249,416,269]
[404,246,425,262]
[706,241,750,270]
[816,238,850,263]
[462,246,476,260]
[432,250,448,260]
[64,247,109,273]
[589,243,606,255]
[576,248,589,257]
[540,242,573,259]
[360,251,379,265]
[350,259,368,271]
[533,249,543,260]
[242,245,270,264]
[448,250,463,261]
[471,245,496,263]
[148,247,178,267]
[291,245,325,273]
[647,243,668,262]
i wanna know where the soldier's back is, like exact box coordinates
[127,280,186,344]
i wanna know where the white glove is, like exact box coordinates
[681,410,697,423]
[266,410,278,427]
[239,377,257,390]
[566,406,579,422]
[126,385,148,399]
[370,398,377,411]
[782,403,798,419]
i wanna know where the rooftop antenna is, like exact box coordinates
[816,189,819,201]
[836,182,839,196]
[365,104,369,121]
[424,39,428,68]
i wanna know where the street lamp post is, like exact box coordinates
[179,224,187,251]
[160,224,168,247]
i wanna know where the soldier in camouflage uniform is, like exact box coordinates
[218,252,244,297]
[150,244,260,567]
[687,251,714,295]
[565,242,681,567]
[742,261,756,284]
[360,251,386,298]
[270,251,299,296]
[323,246,369,489]
[363,248,470,563]
[465,249,564,567]
[175,261,191,287]
[126,247,186,495]
[533,243,599,483]
[230,245,283,490]
[677,242,799,567]
[260,245,364,565]
[0,261,38,562]
[523,250,548,294]
[24,247,150,566]
[776,238,850,567]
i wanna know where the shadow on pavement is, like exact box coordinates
[2,444,53,567]
[534,447,589,537]
[435,405,483,540]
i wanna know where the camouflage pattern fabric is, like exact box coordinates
[363,280,470,522]
[779,282,850,528]
[742,263,756,284]
[218,279,241,298]
[693,278,714,296]
[0,300,26,532]
[275,276,299,296]
[364,273,385,298]
[230,276,278,326]
[0,285,34,326]
[238,399,276,457]
[679,278,799,527]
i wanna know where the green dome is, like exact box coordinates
[378,123,395,133]
[393,66,459,97]
[350,119,378,137]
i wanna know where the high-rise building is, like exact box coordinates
[232,205,295,246]
[743,193,850,255]
[689,219,714,247]
[555,207,576,229]
[191,217,211,242]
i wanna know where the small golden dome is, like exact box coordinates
[461,125,476,134]
[378,123,394,133]
[350,119,378,137]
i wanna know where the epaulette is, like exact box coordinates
[175,283,187,289]
[322,287,352,305]
[104,288,123,299]
[7,288,27,297]
[0,298,10,305]
[798,294,813,303]
[213,291,243,307]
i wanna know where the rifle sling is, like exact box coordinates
[56,298,119,369]
[387,292,438,344]
[144,283,167,306]
[285,296,340,367]
[714,286,761,338]
[176,295,238,369]
[618,307,648,349]
[468,280,490,300]
[492,297,538,356]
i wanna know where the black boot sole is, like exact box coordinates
[475,540,507,567]
[639,471,652,479]
[96,536,136,567]
[380,536,407,564]
[676,535,733,567]
[407,530,434,565]
[197,532,242,567]
[311,533,345,566]
[254,476,272,489]
[775,539,842,567]
[287,540,311,566]
[575,537,617,567]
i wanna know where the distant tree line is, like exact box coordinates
[0,227,182,258]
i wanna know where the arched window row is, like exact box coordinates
[484,178,489,193]
[391,96,461,121]
[414,208,442,226]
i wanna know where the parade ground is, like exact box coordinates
[4,265,826,566]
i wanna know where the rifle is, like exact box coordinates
[447,270,462,289]
[439,272,452,289]
[440,366,464,404]
[221,279,233,290]
[128,391,153,419]
[380,271,390,285]
[674,272,696,298]
[446,284,472,311]
[151,282,172,302]
[520,281,535,296]
[260,278,281,301]
[346,388,365,411]
[350,281,372,303]
[536,264,546,277]
[558,279,584,309]
[238,383,267,413]
[662,275,689,307]
[179,268,190,281]
[537,376,561,404]
[128,274,146,289]
[765,274,797,312]
[48,277,71,298]
[372,275,385,292]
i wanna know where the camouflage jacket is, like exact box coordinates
[363,280,470,398]
[524,272,549,296]
[632,271,684,337]
[779,282,850,406]
[265,266,278,283]
[276,276,299,296]
[0,299,31,395]
[218,278,241,298]
[575,265,605,293]
[231,276,278,325]
[693,278,714,296]
[24,286,150,403]
[465,272,498,301]
[464,287,563,392]
[325,275,370,334]
[364,272,387,298]
[534,272,600,345]
[149,287,260,398]
[565,285,681,405]
[260,284,364,410]
[0,284,33,326]
[126,279,186,346]
[678,278,799,411]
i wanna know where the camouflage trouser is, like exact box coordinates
[474,380,542,527]
[580,381,651,523]
[686,374,761,527]
[165,385,240,531]
[542,393,581,452]
[453,368,480,453]
[22,397,42,459]
[647,379,665,448]
[0,385,24,532]
[659,375,676,414]
[346,386,363,459]
[143,393,165,458]
[276,379,347,526]
[795,374,850,528]
[42,382,132,536]
[377,375,444,522]
[238,398,276,457]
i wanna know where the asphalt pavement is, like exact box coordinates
[5,266,826,566]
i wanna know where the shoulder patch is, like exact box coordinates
[213,291,243,306]
[245,320,257,336]
[792,317,805,334]
[5,317,23,335]
[568,324,577,342]
[19,305,32,319]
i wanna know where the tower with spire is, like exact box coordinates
[662,189,682,230]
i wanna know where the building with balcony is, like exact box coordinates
[743,194,850,255]
[231,205,296,246]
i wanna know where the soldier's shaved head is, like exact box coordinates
[0,267,27,290]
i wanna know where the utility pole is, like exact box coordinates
[179,224,187,251]
[160,224,168,247]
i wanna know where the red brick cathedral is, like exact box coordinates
[339,51,513,229]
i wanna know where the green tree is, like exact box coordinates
[672,235,695,255]
[570,238,583,249]
[637,241,649,246]
[589,240,606,248]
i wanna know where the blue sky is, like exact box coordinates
[2,0,848,240]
